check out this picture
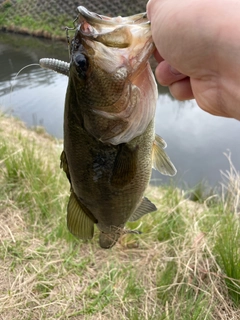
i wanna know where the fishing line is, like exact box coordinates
[10,63,41,93]
[65,16,78,58]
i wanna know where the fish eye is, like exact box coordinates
[73,53,88,79]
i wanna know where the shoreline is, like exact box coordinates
[0,25,67,41]
[0,0,148,41]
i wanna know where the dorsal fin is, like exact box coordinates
[60,150,71,183]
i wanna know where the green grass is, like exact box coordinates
[0,1,77,39]
[0,1,74,39]
[214,214,240,306]
[0,114,239,319]
[0,6,73,39]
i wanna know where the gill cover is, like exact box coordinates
[40,7,157,145]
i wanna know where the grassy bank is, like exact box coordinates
[0,0,147,40]
[0,0,73,39]
[0,114,239,319]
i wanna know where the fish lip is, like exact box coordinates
[77,6,150,26]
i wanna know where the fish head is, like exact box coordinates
[68,6,158,145]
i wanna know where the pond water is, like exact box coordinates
[0,32,240,190]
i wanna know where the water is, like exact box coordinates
[0,32,239,189]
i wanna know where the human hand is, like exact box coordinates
[147,0,240,120]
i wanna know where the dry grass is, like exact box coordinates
[0,115,239,319]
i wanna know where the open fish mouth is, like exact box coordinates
[40,7,152,76]
[77,6,149,26]
[76,6,151,49]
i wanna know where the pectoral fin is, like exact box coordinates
[111,144,138,188]
[152,134,177,176]
[67,192,96,240]
[154,134,167,149]
[128,197,157,222]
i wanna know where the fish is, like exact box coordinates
[39,6,177,249]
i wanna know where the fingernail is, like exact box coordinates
[170,66,182,76]
[146,0,152,19]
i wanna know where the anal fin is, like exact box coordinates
[152,134,177,176]
[67,192,96,240]
[128,197,157,222]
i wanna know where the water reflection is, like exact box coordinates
[152,95,240,188]
[1,70,68,137]
[0,32,69,137]
[0,32,239,188]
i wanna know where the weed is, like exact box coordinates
[214,214,240,306]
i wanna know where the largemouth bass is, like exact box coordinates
[40,6,176,248]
